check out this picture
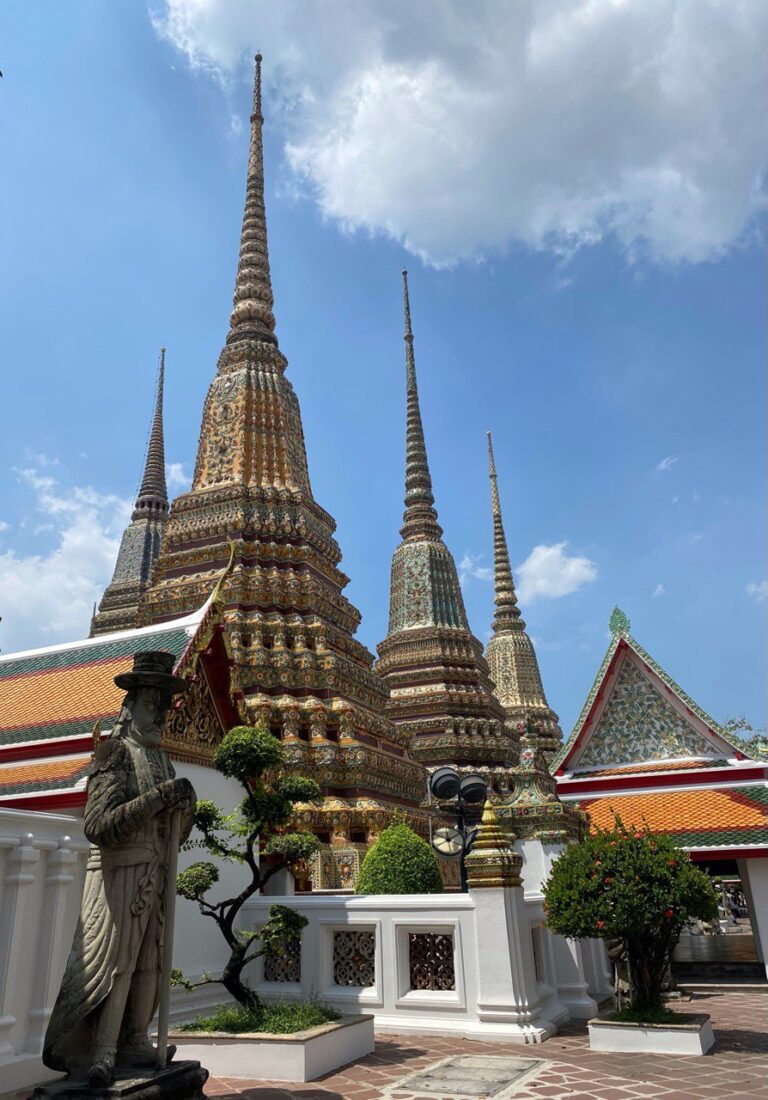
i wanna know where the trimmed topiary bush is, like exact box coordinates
[172,723,322,1013]
[355,823,443,894]
[543,817,718,1014]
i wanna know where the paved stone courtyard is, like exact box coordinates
[203,992,768,1100]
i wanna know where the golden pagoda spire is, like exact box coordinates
[227,53,277,348]
[487,431,522,632]
[400,270,442,542]
[484,433,564,758]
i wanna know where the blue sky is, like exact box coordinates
[0,1,765,735]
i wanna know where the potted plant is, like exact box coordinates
[170,724,375,1080]
[543,817,718,1055]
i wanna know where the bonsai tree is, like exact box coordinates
[355,823,443,894]
[543,817,717,1014]
[173,724,322,1012]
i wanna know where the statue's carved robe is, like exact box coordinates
[43,735,194,1074]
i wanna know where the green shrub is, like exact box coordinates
[180,998,340,1035]
[355,823,443,894]
[543,818,717,1011]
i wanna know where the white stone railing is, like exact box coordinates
[241,889,611,1040]
[0,809,90,1092]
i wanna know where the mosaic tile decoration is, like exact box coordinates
[579,656,716,767]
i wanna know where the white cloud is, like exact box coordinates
[655,455,678,473]
[458,552,492,586]
[153,0,766,268]
[0,468,131,654]
[23,448,59,468]
[166,461,192,491]
[0,521,9,533]
[515,541,597,602]
[746,580,768,603]
[652,582,666,598]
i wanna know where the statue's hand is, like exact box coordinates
[157,777,195,811]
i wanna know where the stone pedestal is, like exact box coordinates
[33,1060,208,1100]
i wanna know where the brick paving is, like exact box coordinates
[202,992,768,1100]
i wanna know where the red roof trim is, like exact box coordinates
[0,790,87,811]
[556,764,767,797]
[0,735,98,765]
[690,847,768,861]
[562,638,627,769]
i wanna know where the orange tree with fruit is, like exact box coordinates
[543,817,717,1013]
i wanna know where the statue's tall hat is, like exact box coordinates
[114,650,189,694]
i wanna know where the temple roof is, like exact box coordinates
[0,615,199,749]
[554,606,743,777]
[0,587,238,806]
[580,785,768,851]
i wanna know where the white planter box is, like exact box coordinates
[588,1013,714,1055]
[171,1014,374,1082]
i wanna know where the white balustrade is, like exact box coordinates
[242,890,598,1041]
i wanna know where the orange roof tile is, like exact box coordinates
[583,787,766,835]
[0,754,90,790]
[0,657,132,730]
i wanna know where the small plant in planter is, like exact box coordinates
[543,817,717,1019]
[172,723,322,1016]
[355,823,443,894]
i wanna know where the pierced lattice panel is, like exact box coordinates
[333,930,376,987]
[408,932,456,991]
[263,940,301,983]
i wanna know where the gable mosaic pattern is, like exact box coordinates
[579,657,717,768]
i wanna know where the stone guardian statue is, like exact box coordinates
[42,651,196,1088]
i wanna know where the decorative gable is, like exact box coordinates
[578,655,717,768]
[555,608,741,777]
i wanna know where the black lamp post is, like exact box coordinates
[428,767,488,892]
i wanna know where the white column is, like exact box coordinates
[548,934,598,1019]
[25,836,80,1050]
[737,857,768,979]
[581,937,614,1005]
[472,886,556,1041]
[0,836,40,1057]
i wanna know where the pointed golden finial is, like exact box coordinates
[252,52,263,120]
[464,798,522,889]
[486,432,521,632]
[227,52,276,347]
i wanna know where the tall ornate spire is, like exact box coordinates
[378,275,517,800]
[227,53,277,348]
[484,435,563,758]
[134,347,169,517]
[90,348,170,636]
[488,432,521,632]
[138,60,428,867]
[400,271,442,542]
